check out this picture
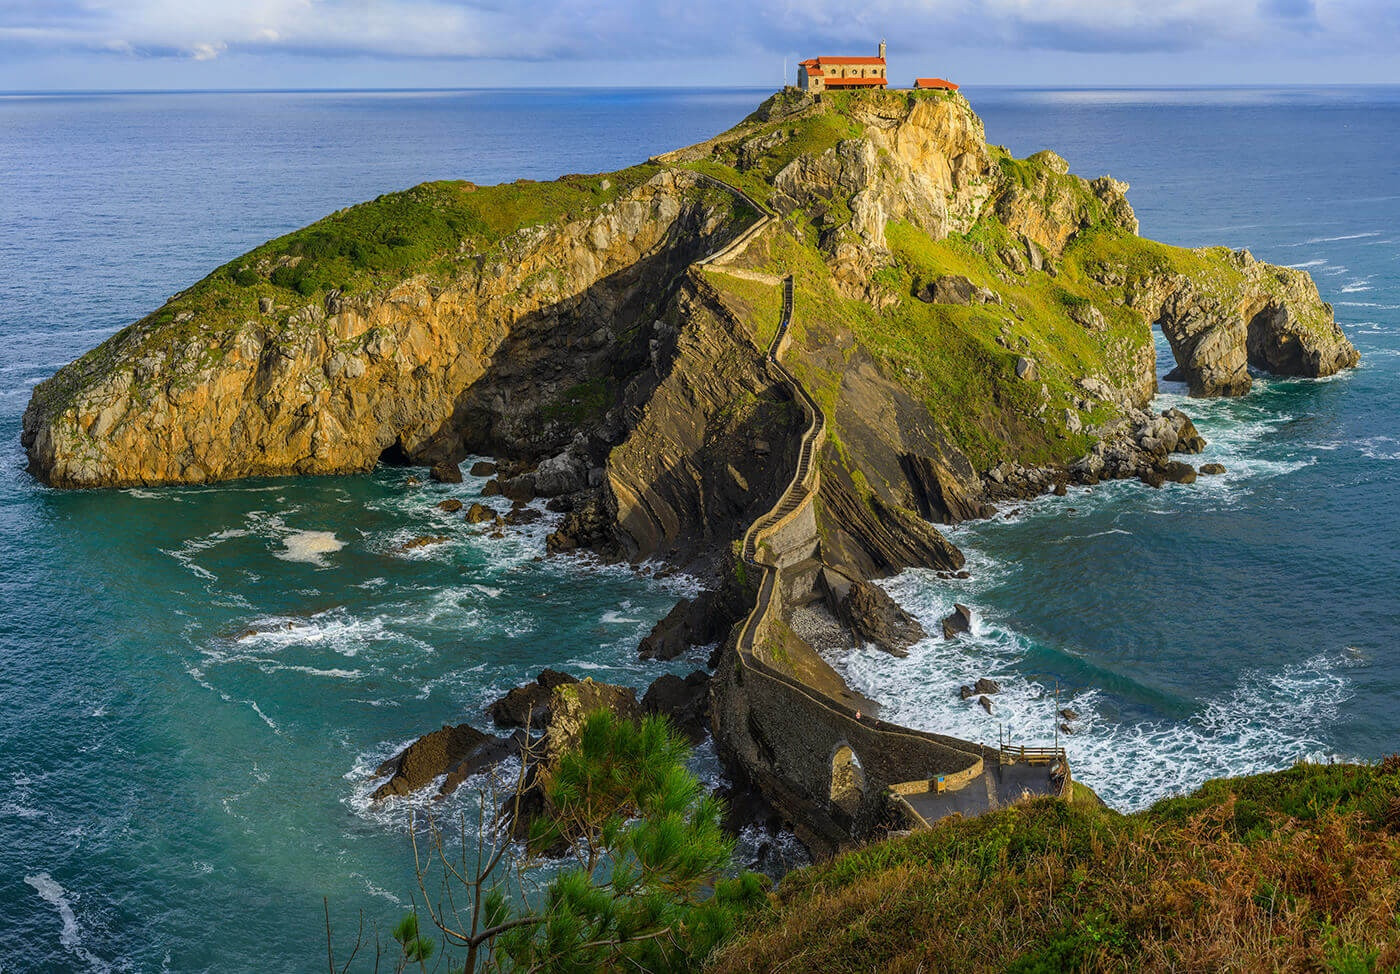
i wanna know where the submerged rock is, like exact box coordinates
[1201,462,1227,475]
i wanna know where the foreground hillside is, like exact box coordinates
[709,761,1400,973]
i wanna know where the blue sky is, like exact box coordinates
[0,0,1396,90]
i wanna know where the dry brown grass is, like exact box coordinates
[707,763,1400,973]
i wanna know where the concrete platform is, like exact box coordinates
[905,761,1063,826]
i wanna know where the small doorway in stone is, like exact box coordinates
[829,743,866,815]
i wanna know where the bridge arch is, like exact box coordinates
[829,742,867,815]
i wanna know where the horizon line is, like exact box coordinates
[4,81,1400,97]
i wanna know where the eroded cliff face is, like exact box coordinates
[21,171,736,488]
[605,272,804,564]
[1131,251,1360,397]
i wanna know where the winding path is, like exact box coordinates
[689,170,1069,837]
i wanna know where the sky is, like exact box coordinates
[0,0,1397,90]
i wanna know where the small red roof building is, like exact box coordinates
[915,78,960,91]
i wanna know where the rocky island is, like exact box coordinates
[22,88,1359,854]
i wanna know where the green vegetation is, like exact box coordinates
[364,711,766,973]
[708,760,1400,973]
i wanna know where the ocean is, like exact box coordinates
[1,86,1396,971]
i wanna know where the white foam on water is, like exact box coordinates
[1285,259,1327,269]
[24,873,111,973]
[1339,281,1373,293]
[343,743,524,835]
[1296,231,1382,244]
[275,530,345,566]
[217,607,426,660]
[1062,652,1356,810]
[840,576,1359,812]
[1357,436,1400,461]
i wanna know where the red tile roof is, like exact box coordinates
[915,78,960,91]
[812,56,886,65]
[805,65,822,75]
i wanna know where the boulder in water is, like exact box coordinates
[430,461,463,484]
[942,604,973,640]
[372,723,493,800]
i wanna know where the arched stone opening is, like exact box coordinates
[829,743,866,815]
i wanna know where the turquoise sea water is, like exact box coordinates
[2,87,1397,970]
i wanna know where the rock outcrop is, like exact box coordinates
[22,170,743,488]
[487,669,578,730]
[371,723,518,801]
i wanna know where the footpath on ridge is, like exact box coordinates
[690,172,1070,843]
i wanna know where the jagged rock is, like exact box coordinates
[917,274,991,306]
[819,477,965,577]
[1015,357,1038,381]
[504,506,542,526]
[1059,723,1075,736]
[481,479,502,497]
[973,677,1001,695]
[436,499,463,513]
[641,670,711,743]
[1068,302,1106,331]
[999,246,1028,274]
[437,732,525,798]
[1059,708,1079,721]
[371,723,493,800]
[1166,408,1206,453]
[1022,235,1044,272]
[830,575,926,657]
[978,695,993,714]
[942,603,973,640]
[487,669,578,729]
[469,460,497,477]
[1201,462,1227,475]
[901,453,997,524]
[399,535,449,551]
[257,296,274,314]
[546,490,620,558]
[430,461,462,484]
[465,502,495,524]
[638,593,726,661]
[533,434,590,497]
[959,685,976,700]
[1162,460,1198,484]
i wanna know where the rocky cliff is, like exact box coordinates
[25,89,1358,534]
[22,169,747,489]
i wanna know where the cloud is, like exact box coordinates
[0,0,1390,63]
